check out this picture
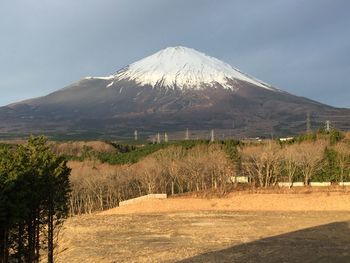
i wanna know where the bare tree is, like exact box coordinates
[207,144,234,192]
[154,146,185,195]
[333,142,350,183]
[281,145,299,187]
[241,141,281,187]
[135,157,162,194]
[294,141,326,185]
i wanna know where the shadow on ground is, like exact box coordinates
[177,221,350,263]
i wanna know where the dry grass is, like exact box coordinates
[345,131,350,141]
[56,193,350,263]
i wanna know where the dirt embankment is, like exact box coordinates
[100,191,350,215]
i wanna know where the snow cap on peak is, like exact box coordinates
[110,46,274,91]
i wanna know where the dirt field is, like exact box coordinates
[56,192,350,263]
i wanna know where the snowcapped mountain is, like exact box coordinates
[0,46,349,139]
[109,46,274,91]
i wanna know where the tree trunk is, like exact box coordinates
[0,227,9,263]
[304,174,309,186]
[48,202,54,263]
[27,216,36,263]
[265,164,271,188]
[35,213,40,262]
[18,223,24,263]
[0,227,4,263]
[340,169,344,184]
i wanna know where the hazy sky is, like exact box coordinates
[1,0,349,107]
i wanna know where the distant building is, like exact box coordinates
[279,137,294,142]
[230,176,249,183]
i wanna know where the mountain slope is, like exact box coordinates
[1,46,349,139]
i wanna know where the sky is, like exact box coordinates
[0,0,349,107]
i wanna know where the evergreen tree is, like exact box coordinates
[0,136,71,263]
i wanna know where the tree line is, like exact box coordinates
[68,132,350,215]
[0,137,70,263]
[241,130,350,187]
[69,143,236,215]
[56,140,204,165]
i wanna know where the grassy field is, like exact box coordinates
[56,192,350,263]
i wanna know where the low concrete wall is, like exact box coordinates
[278,182,292,187]
[339,182,350,186]
[310,182,331,187]
[271,181,350,187]
[119,194,167,207]
[292,182,305,187]
[278,182,304,187]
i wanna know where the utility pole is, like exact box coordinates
[134,130,138,141]
[164,132,168,143]
[210,129,215,142]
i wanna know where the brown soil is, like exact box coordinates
[56,193,350,263]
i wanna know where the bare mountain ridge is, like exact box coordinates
[1,46,349,139]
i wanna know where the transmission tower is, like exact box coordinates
[134,130,138,141]
[210,129,215,142]
[325,120,331,132]
[157,133,161,144]
[185,128,189,140]
[306,112,311,133]
[164,132,168,143]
